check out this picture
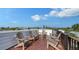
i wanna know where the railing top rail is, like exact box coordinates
[68,35,79,42]
[59,31,79,42]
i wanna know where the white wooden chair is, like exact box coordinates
[47,33,61,50]
[15,32,27,50]
[15,31,36,50]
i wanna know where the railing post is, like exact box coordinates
[68,38,71,50]
[77,42,79,50]
[73,40,77,50]
[61,33,68,50]
[71,39,74,50]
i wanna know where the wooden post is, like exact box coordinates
[77,42,79,50]
[74,40,77,50]
[63,34,69,50]
[68,37,71,50]
[71,39,74,50]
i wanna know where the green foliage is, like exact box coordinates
[69,33,77,38]
[0,24,79,32]
[72,24,79,31]
[0,27,22,31]
[52,24,79,32]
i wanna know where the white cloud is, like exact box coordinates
[44,14,49,17]
[31,15,41,21]
[49,10,58,16]
[31,8,79,21]
[58,8,79,17]
[60,8,68,11]
[31,14,49,21]
[49,8,79,17]
[42,14,49,20]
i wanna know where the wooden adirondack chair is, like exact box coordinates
[47,33,61,50]
[15,32,25,50]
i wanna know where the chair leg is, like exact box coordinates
[55,42,59,47]
[22,43,24,50]
[14,43,22,48]
[47,42,49,49]
[47,44,49,49]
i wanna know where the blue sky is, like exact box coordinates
[0,8,79,28]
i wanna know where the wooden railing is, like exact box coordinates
[58,31,79,50]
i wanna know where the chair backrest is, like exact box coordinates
[16,32,24,39]
[16,32,25,44]
[52,30,57,36]
[50,32,61,40]
[32,30,38,37]
[29,31,36,38]
[57,33,61,39]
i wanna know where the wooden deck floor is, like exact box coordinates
[10,37,64,50]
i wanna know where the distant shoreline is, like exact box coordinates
[0,29,38,33]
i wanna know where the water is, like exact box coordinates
[0,30,31,50]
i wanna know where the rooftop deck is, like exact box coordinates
[10,36,64,50]
[1,29,79,50]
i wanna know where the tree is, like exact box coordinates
[72,24,79,31]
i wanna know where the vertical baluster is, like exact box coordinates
[62,34,68,50]
[68,37,71,50]
[76,41,78,50]
[72,39,74,50]
[74,40,76,50]
[77,42,79,50]
[60,33,64,49]
[71,39,73,50]
[67,37,69,50]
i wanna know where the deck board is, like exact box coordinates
[10,37,64,50]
